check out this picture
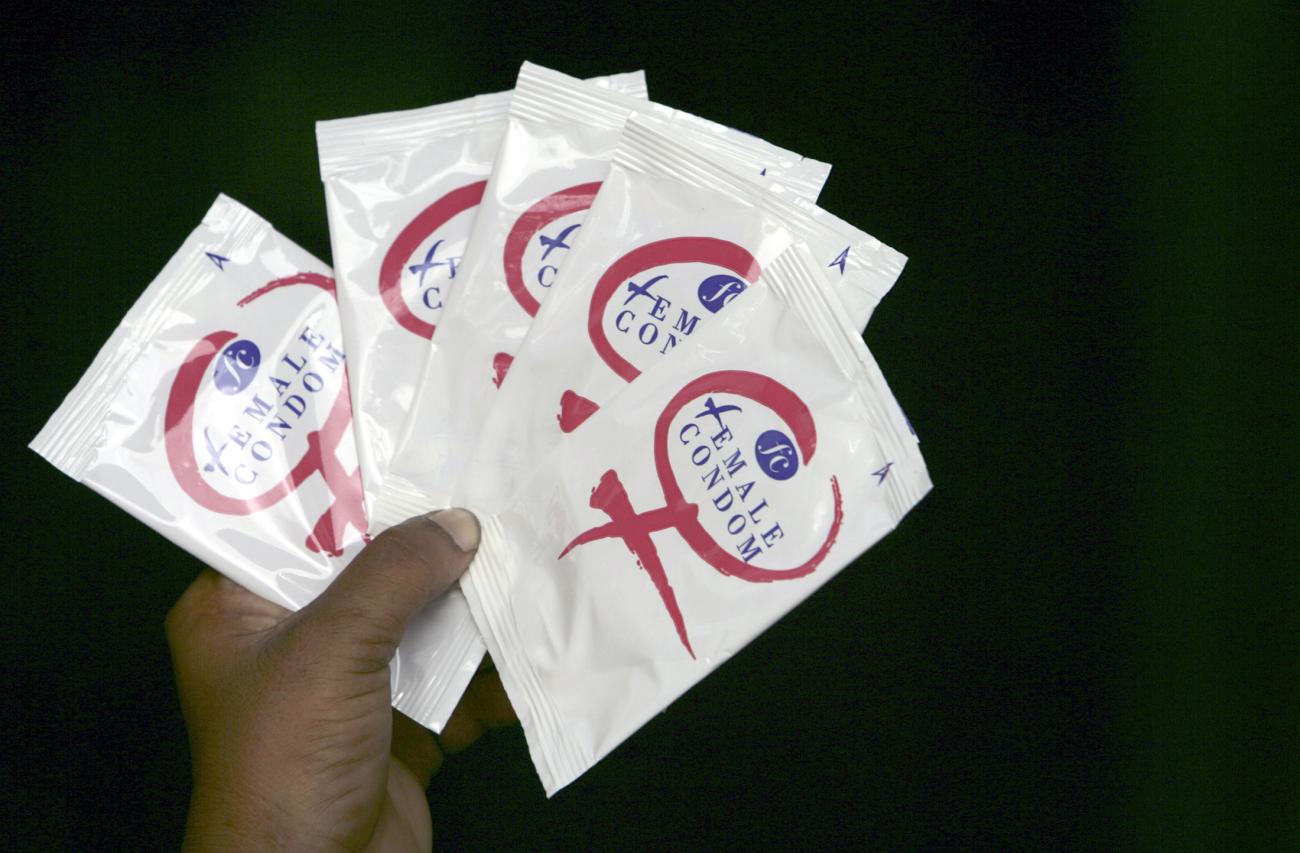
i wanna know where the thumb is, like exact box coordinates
[294,508,480,673]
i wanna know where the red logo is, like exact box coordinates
[163,273,367,558]
[557,389,600,432]
[502,181,601,317]
[377,180,486,340]
[557,237,761,433]
[558,370,843,657]
[491,352,513,389]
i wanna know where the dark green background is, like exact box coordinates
[5,2,1294,849]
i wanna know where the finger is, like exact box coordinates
[164,568,226,649]
[468,669,516,728]
[292,508,480,673]
[166,568,291,656]
[390,709,443,787]
[438,669,518,755]
[165,569,227,702]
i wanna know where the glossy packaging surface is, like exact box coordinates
[373,62,835,528]
[32,196,365,607]
[316,73,648,729]
[459,114,906,513]
[317,71,649,514]
[28,196,463,731]
[460,244,931,795]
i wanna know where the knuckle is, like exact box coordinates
[307,604,401,670]
[331,604,402,642]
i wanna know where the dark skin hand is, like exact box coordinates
[166,509,516,852]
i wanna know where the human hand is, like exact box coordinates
[166,509,515,852]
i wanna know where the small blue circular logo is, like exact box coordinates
[697,274,747,314]
[754,429,799,480]
[213,339,261,395]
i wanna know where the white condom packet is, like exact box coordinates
[31,195,367,607]
[317,71,648,515]
[458,113,906,513]
[27,195,463,733]
[460,243,931,795]
[317,74,648,730]
[373,61,832,526]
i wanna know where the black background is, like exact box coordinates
[4,2,1294,849]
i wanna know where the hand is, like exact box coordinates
[166,509,515,852]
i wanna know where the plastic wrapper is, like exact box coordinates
[29,196,460,731]
[316,73,647,728]
[372,61,832,527]
[459,113,905,513]
[459,242,930,795]
[317,71,648,514]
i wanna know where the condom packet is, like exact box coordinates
[317,71,647,515]
[457,113,905,513]
[372,61,831,527]
[460,242,931,795]
[316,75,649,730]
[27,195,461,732]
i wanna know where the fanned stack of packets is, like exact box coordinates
[32,62,930,795]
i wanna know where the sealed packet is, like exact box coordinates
[317,72,649,731]
[373,62,830,526]
[458,113,905,512]
[28,195,460,732]
[317,70,648,514]
[459,242,931,795]
[31,195,367,608]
